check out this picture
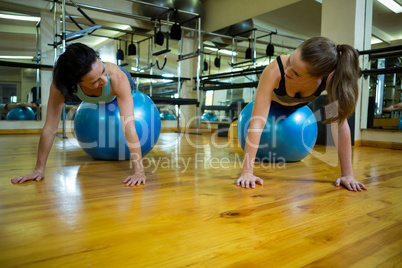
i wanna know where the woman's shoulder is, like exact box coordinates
[263,55,288,74]
[104,61,117,72]
[106,63,131,96]
[105,62,125,81]
[255,57,283,94]
[261,56,283,82]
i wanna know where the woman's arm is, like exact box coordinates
[12,83,65,183]
[112,68,145,186]
[237,62,279,188]
[331,120,367,191]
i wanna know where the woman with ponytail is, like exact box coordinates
[237,36,367,192]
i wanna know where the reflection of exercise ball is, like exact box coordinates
[399,117,402,130]
[138,0,174,18]
[237,102,317,162]
[160,111,176,120]
[173,0,205,26]
[0,104,4,118]
[74,91,161,160]
[201,112,219,122]
[6,107,35,120]
[227,19,254,37]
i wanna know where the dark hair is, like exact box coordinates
[299,37,359,125]
[52,43,99,99]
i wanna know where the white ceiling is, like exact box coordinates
[0,0,401,69]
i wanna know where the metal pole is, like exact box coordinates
[136,43,140,92]
[177,28,183,132]
[196,16,201,134]
[35,22,41,120]
[252,29,257,100]
[230,37,235,104]
[392,73,396,118]
[178,36,183,97]
[61,0,67,138]
[53,0,58,62]
[61,0,66,51]
[252,29,257,69]
[150,21,156,97]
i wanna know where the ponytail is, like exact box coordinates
[299,37,360,125]
[326,44,359,125]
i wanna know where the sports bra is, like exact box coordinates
[75,63,116,104]
[273,56,327,104]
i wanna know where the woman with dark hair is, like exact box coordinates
[11,43,146,187]
[237,36,367,192]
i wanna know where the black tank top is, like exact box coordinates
[273,56,327,104]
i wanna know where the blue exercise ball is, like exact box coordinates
[74,91,161,160]
[6,106,35,120]
[0,104,4,118]
[398,117,402,130]
[201,112,219,122]
[160,111,176,120]
[237,102,318,162]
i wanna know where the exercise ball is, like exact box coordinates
[160,111,176,120]
[201,112,219,122]
[6,106,35,120]
[0,104,4,119]
[74,91,161,160]
[138,0,174,19]
[237,102,317,162]
[398,117,402,130]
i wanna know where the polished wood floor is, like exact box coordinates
[1,132,401,267]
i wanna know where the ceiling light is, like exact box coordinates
[371,36,384,44]
[377,0,402,13]
[118,25,132,30]
[204,47,237,56]
[0,14,40,22]
[131,67,144,72]
[232,68,243,72]
[0,55,34,60]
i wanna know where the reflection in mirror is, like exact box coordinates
[0,66,41,121]
[0,9,41,121]
[367,56,402,130]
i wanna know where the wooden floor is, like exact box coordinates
[0,132,401,267]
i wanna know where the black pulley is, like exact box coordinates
[128,34,136,56]
[266,43,274,57]
[214,55,221,68]
[245,39,252,60]
[170,23,182,41]
[203,58,208,71]
[116,40,124,60]
[266,33,275,57]
[155,20,164,46]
